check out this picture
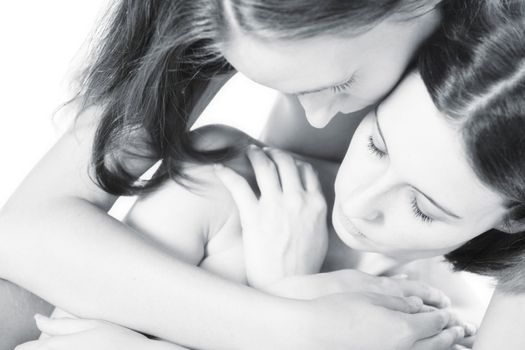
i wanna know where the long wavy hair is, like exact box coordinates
[418,0,525,291]
[77,0,434,195]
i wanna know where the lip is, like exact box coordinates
[333,204,368,240]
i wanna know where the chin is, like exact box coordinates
[306,116,333,129]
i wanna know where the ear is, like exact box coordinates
[495,217,525,234]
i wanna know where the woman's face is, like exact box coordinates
[333,73,508,260]
[222,8,440,128]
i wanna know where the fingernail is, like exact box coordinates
[442,295,452,307]
[419,304,437,313]
[34,314,48,325]
[391,273,408,280]
[408,296,423,309]
[214,163,224,170]
[438,310,451,325]
[453,326,465,339]
[464,322,477,336]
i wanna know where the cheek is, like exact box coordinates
[333,93,373,114]
[355,67,406,103]
[376,220,479,253]
[335,117,378,197]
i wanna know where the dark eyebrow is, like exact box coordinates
[375,105,462,220]
[293,75,354,96]
[413,187,462,219]
[374,105,389,154]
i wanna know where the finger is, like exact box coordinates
[298,162,322,192]
[265,148,303,192]
[405,309,451,340]
[15,337,60,350]
[34,314,101,336]
[457,335,475,348]
[463,323,477,337]
[246,145,281,195]
[214,164,257,211]
[367,293,423,314]
[419,304,438,313]
[452,345,471,350]
[14,340,41,350]
[412,326,465,350]
[442,312,477,338]
[397,280,451,308]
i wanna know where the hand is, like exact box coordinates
[15,315,189,350]
[267,269,452,307]
[215,146,329,288]
[291,292,470,350]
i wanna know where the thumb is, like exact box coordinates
[34,314,106,336]
[367,293,423,314]
[214,164,257,214]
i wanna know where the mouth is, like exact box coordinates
[333,204,368,240]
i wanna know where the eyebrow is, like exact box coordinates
[374,105,389,154]
[374,107,462,220]
[293,75,354,96]
[413,187,462,219]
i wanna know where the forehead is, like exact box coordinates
[379,73,506,217]
[221,19,410,93]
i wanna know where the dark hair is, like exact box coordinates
[77,0,435,195]
[418,0,525,291]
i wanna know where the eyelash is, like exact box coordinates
[331,76,355,93]
[367,137,433,223]
[411,198,434,223]
[367,136,387,159]
[296,76,355,96]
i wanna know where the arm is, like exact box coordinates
[0,113,290,350]
[0,117,461,350]
[474,289,525,349]
[0,280,53,350]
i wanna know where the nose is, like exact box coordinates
[297,94,337,128]
[341,180,389,224]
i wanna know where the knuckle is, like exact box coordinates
[435,311,450,330]
[340,269,359,280]
[378,276,394,288]
[313,193,327,205]
[436,331,456,349]
[263,156,277,170]
[301,161,315,171]
[285,192,304,207]
[419,284,433,298]
[399,318,417,343]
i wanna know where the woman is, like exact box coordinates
[20,0,525,348]
[0,1,451,349]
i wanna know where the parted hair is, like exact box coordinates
[78,0,435,195]
[418,0,525,291]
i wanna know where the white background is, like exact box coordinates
[0,1,276,207]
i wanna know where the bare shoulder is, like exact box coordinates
[123,125,255,263]
[123,165,235,264]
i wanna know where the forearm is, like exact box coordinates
[0,279,53,350]
[0,198,294,350]
[147,339,193,350]
[474,289,525,350]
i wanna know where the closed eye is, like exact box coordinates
[295,75,356,96]
[411,197,434,223]
[367,136,387,159]
[331,76,355,93]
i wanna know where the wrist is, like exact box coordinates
[148,339,187,350]
[235,292,306,350]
